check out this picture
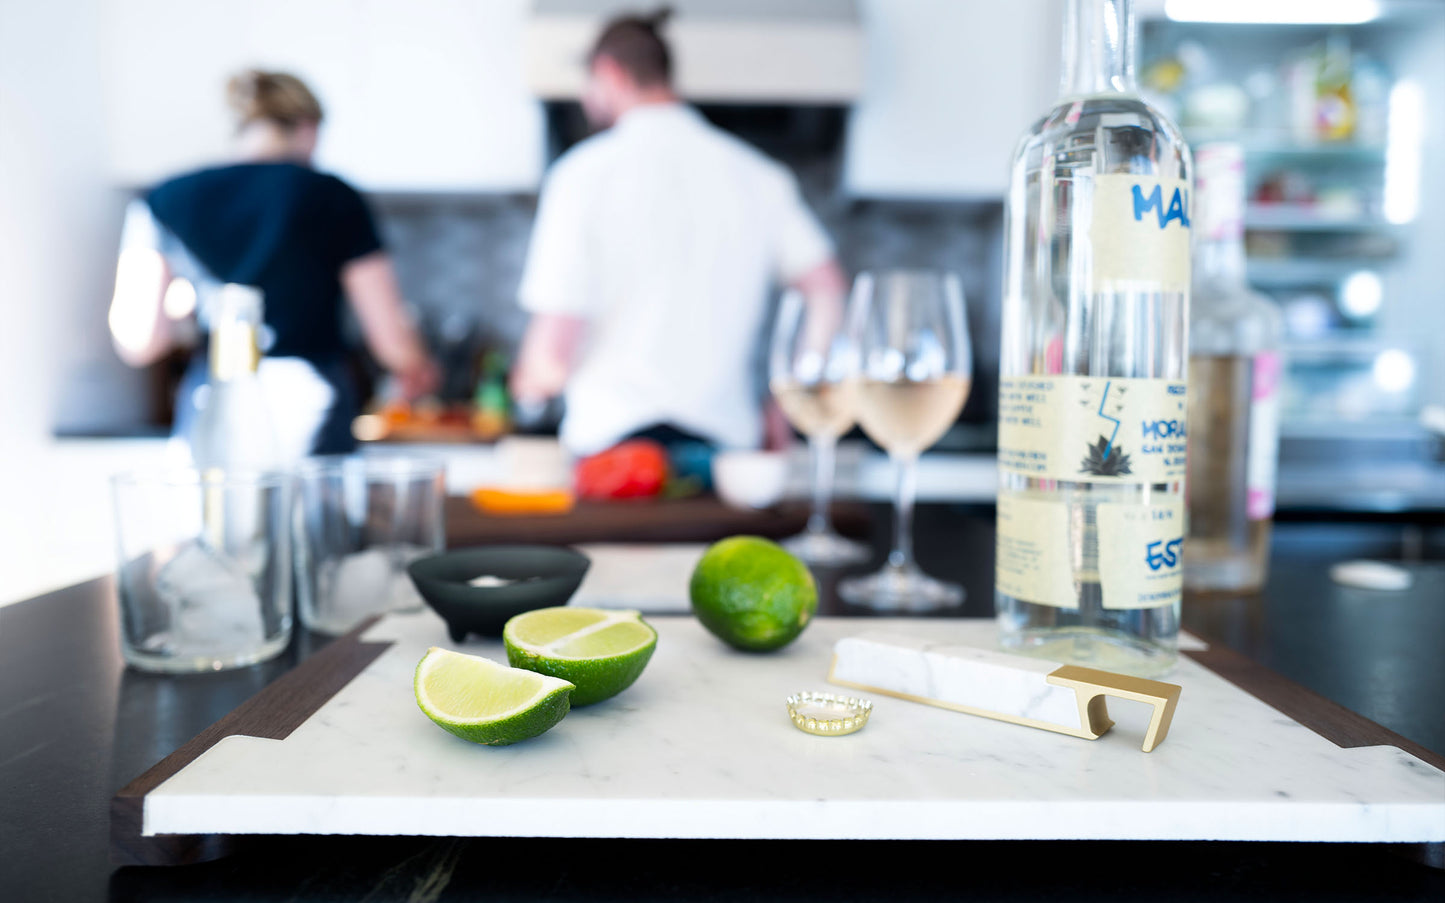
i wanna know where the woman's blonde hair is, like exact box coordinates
[226,69,323,131]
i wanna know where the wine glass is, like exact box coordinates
[768,289,870,566]
[840,270,972,610]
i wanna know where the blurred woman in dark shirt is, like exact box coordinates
[108,69,438,458]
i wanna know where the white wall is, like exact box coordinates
[0,0,158,602]
[102,0,546,192]
[844,0,1062,199]
[102,0,1064,199]
[0,0,143,440]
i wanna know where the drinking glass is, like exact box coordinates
[768,288,870,566]
[111,468,293,672]
[294,455,445,635]
[839,271,972,609]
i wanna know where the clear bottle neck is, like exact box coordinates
[209,284,265,382]
[1194,143,1250,290]
[1060,0,1138,98]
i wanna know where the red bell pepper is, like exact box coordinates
[574,440,669,500]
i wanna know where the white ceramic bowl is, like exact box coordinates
[711,450,791,510]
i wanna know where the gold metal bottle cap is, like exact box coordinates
[786,691,872,736]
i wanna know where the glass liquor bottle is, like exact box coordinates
[995,0,1192,677]
[190,284,279,471]
[1184,143,1283,593]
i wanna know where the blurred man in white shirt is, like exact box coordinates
[511,9,846,456]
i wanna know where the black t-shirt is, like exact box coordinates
[146,162,383,361]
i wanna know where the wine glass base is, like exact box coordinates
[781,530,871,567]
[838,565,965,612]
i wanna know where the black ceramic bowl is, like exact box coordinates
[407,545,591,642]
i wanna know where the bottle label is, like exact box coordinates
[994,492,1184,611]
[999,376,1188,484]
[1247,351,1282,520]
[1098,501,1185,610]
[1088,175,1193,293]
[210,321,261,383]
[995,492,1077,609]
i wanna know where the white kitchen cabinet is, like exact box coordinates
[844,0,1062,200]
[101,0,544,192]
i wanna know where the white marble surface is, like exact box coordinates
[569,544,706,614]
[144,613,1445,842]
[831,634,1084,730]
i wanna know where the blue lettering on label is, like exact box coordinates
[1131,184,1191,230]
[1142,419,1188,440]
[1145,537,1183,571]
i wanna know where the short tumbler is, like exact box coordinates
[111,468,293,673]
[294,456,445,635]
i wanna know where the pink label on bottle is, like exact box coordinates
[1247,488,1272,520]
[1253,351,1282,401]
[1044,336,1064,374]
[1247,351,1282,520]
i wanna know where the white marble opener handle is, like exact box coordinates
[828,634,1182,752]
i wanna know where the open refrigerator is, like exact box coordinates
[1137,0,1445,450]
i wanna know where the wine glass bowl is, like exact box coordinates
[841,270,972,610]
[768,289,870,567]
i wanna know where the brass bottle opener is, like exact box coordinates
[829,635,1182,752]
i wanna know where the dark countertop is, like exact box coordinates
[2,504,1442,902]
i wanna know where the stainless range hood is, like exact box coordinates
[525,0,863,104]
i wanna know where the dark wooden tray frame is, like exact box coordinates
[111,616,391,866]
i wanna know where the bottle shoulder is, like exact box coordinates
[1014,94,1190,174]
[1190,283,1284,355]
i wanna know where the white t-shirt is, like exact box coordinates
[518,103,834,455]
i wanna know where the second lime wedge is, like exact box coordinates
[503,607,657,706]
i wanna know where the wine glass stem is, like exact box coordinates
[889,453,918,570]
[807,435,837,536]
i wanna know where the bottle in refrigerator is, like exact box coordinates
[1185,143,1283,594]
[190,284,279,471]
[995,0,1192,677]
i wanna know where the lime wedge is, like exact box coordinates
[414,647,573,746]
[503,607,658,706]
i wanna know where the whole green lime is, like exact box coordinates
[689,536,817,652]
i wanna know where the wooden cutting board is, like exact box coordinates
[443,495,872,547]
[113,613,1445,865]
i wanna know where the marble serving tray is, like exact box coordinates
[113,612,1445,864]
